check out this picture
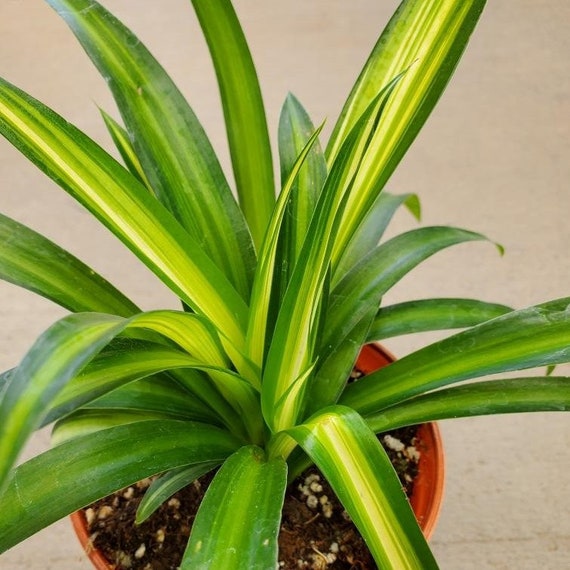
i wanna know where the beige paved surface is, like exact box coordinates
[1,1,569,568]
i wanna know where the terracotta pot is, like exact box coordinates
[72,343,445,568]
[356,343,445,539]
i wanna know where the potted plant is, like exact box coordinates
[0,0,568,568]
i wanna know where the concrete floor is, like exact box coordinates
[1,1,569,568]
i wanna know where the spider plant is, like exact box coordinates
[0,0,569,568]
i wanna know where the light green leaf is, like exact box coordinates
[0,420,239,553]
[327,0,487,254]
[182,446,287,570]
[246,123,325,369]
[47,0,255,298]
[100,109,151,188]
[191,0,275,250]
[0,76,248,348]
[0,212,138,316]
[342,298,570,415]
[0,313,125,493]
[262,81,400,431]
[136,462,219,524]
[287,406,437,569]
[44,341,216,425]
[367,377,570,432]
[368,298,512,341]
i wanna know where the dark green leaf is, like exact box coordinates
[368,298,512,341]
[367,377,570,432]
[342,298,570,415]
[0,212,138,316]
[0,420,239,553]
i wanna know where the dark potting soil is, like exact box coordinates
[83,426,420,570]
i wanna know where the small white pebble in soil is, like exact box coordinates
[406,445,421,461]
[329,542,339,554]
[97,505,113,520]
[123,487,135,500]
[116,550,132,568]
[309,481,323,493]
[134,543,146,559]
[298,483,310,497]
[383,434,405,452]
[136,478,152,489]
[85,508,95,525]
[306,494,319,509]
[168,497,181,509]
[324,552,337,564]
[155,528,166,544]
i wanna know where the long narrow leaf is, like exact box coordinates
[44,341,218,425]
[100,110,151,188]
[342,298,570,415]
[262,81,401,431]
[191,0,275,249]
[0,313,124,493]
[368,298,512,341]
[278,93,327,279]
[0,212,139,316]
[182,446,287,570]
[312,227,491,408]
[366,377,570,432]
[136,462,219,524]
[287,406,437,569]
[0,420,239,553]
[0,77,248,348]
[327,0,486,255]
[334,191,420,283]
[47,0,255,298]
[246,124,325,369]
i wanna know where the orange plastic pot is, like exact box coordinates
[72,343,444,568]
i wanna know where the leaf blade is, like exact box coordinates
[47,0,255,297]
[0,420,239,553]
[182,446,287,570]
[191,0,275,249]
[287,406,438,569]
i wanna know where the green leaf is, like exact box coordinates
[246,123,325,369]
[44,340,220,425]
[313,227,490,408]
[82,373,223,425]
[278,93,327,279]
[366,377,570,432]
[334,191,420,284]
[262,81,401,431]
[327,0,487,250]
[287,406,437,569]
[47,0,255,298]
[182,446,287,570]
[0,76,248,348]
[0,212,139,316]
[0,420,239,553]
[191,0,275,250]
[136,462,219,524]
[100,109,151,188]
[0,313,125,494]
[342,298,570,415]
[368,298,512,341]
[51,408,185,444]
